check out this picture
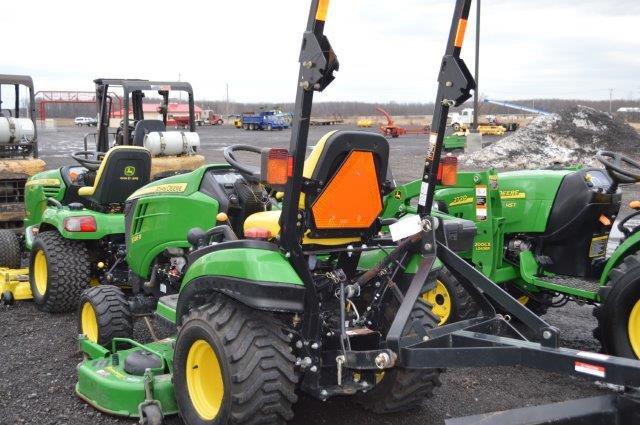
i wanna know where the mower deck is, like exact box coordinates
[76,336,178,418]
[0,268,31,303]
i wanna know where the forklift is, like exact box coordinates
[92,78,205,178]
[0,75,45,300]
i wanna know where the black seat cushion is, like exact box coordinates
[87,147,151,205]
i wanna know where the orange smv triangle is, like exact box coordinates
[311,151,382,229]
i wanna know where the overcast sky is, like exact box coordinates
[2,0,639,103]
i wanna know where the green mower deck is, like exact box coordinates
[76,336,177,418]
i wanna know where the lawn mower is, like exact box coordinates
[0,79,207,310]
[74,1,640,424]
[387,154,640,359]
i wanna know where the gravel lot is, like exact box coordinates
[1,123,633,424]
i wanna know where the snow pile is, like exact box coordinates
[461,106,640,169]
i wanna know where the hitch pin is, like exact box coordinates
[336,355,345,386]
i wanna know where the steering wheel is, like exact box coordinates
[223,144,262,182]
[72,150,105,171]
[596,150,640,184]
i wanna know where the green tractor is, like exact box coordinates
[387,153,640,359]
[73,1,640,424]
[3,79,206,310]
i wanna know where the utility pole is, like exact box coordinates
[609,88,613,114]
[178,72,182,102]
[472,0,480,130]
[226,83,229,115]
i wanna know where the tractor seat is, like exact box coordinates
[630,201,640,210]
[132,120,166,147]
[77,146,151,207]
[244,130,389,246]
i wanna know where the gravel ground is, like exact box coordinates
[1,123,635,424]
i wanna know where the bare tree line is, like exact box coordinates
[36,98,640,119]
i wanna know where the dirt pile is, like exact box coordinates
[461,106,640,169]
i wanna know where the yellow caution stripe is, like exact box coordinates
[316,0,329,21]
[25,178,60,187]
[454,18,468,48]
[131,183,188,198]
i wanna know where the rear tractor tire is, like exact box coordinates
[356,299,443,413]
[29,231,91,313]
[0,229,21,268]
[422,268,480,325]
[173,296,298,424]
[593,253,640,359]
[78,286,133,346]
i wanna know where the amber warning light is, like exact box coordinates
[438,155,458,186]
[261,148,291,190]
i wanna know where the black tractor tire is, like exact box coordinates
[422,268,480,325]
[173,296,298,424]
[0,230,21,268]
[78,286,133,346]
[29,231,90,313]
[593,253,640,359]
[356,299,443,413]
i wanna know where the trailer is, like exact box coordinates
[376,107,430,138]
[309,115,343,125]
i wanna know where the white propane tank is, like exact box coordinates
[143,131,200,156]
[0,118,35,144]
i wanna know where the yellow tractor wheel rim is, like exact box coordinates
[422,280,452,325]
[33,250,48,296]
[186,339,224,420]
[628,300,640,358]
[81,302,99,343]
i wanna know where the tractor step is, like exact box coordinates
[155,294,178,325]
[543,275,601,293]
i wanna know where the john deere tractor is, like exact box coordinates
[387,153,640,359]
[74,1,640,424]
[0,75,45,302]
[3,79,208,310]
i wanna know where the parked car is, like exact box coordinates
[74,116,97,126]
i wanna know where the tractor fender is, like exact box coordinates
[175,243,305,324]
[600,231,640,286]
[39,207,124,240]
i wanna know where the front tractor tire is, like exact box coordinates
[356,299,443,413]
[0,229,21,268]
[594,253,640,359]
[422,268,480,325]
[78,286,133,346]
[174,297,298,424]
[29,231,90,313]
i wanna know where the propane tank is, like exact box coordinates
[0,118,35,144]
[143,131,200,156]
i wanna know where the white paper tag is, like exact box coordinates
[418,182,429,206]
[389,215,422,242]
[576,351,610,362]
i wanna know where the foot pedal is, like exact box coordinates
[536,255,553,266]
